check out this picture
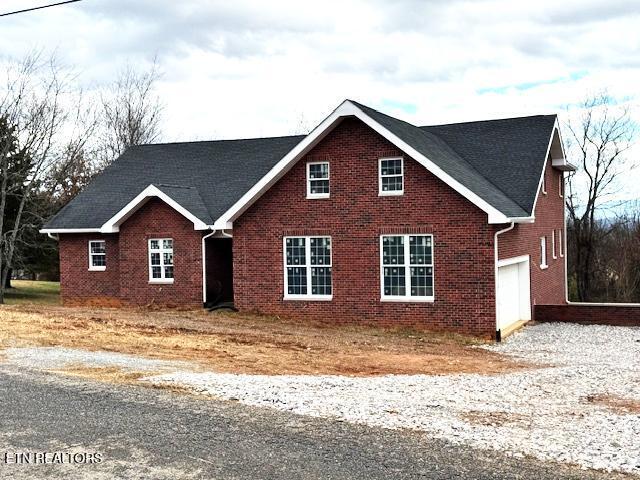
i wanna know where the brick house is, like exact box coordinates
[42,100,574,339]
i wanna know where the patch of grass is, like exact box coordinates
[0,304,529,376]
[50,364,157,385]
[4,280,60,305]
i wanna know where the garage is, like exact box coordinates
[497,256,531,335]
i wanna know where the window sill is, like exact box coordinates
[379,191,404,197]
[381,296,434,303]
[149,279,174,285]
[540,264,548,270]
[88,267,106,272]
[306,194,330,199]
[283,295,332,301]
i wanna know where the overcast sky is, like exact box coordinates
[2,0,640,202]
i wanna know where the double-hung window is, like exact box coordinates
[307,162,330,198]
[88,240,106,271]
[379,157,404,195]
[552,230,557,259]
[381,234,434,301]
[284,236,332,299]
[558,229,564,257]
[149,238,174,283]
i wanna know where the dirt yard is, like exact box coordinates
[0,303,525,376]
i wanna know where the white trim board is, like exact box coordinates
[212,100,520,228]
[100,184,209,233]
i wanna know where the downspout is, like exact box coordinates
[221,229,232,238]
[47,233,59,241]
[202,229,217,305]
[494,221,515,342]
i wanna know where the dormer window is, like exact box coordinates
[379,157,404,195]
[307,162,330,198]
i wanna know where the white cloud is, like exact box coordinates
[1,0,639,204]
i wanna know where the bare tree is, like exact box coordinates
[98,60,163,166]
[564,93,636,301]
[0,52,97,303]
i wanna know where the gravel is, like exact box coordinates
[4,346,190,372]
[144,323,640,475]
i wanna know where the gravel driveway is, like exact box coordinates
[0,364,630,480]
[145,323,640,475]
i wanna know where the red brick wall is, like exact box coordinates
[58,198,204,308]
[535,304,640,326]
[233,118,497,338]
[118,198,203,307]
[58,233,120,306]
[498,156,566,306]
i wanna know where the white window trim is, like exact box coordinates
[559,173,563,197]
[552,230,557,259]
[306,162,330,199]
[380,234,434,302]
[283,236,332,301]
[541,174,547,195]
[378,157,404,196]
[540,236,548,269]
[148,238,174,284]
[559,229,564,257]
[88,240,106,271]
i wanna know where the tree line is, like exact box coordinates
[0,52,162,303]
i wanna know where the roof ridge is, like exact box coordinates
[421,113,557,128]
[134,133,306,148]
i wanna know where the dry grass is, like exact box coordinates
[585,394,640,414]
[0,304,527,376]
[50,364,156,384]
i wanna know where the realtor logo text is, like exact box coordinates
[2,451,103,465]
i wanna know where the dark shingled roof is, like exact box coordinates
[45,135,304,229]
[44,101,556,230]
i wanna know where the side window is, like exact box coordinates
[149,238,174,283]
[379,157,404,195]
[307,162,330,198]
[381,234,434,301]
[559,173,564,197]
[552,230,557,259]
[88,240,106,271]
[284,236,332,299]
[540,236,548,269]
[541,173,547,195]
[558,229,564,257]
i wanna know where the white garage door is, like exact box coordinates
[497,258,531,332]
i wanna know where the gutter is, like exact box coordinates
[494,222,515,342]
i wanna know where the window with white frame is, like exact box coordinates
[559,173,564,197]
[381,234,434,301]
[540,236,548,269]
[149,238,174,283]
[558,229,564,257]
[307,162,330,198]
[541,174,547,194]
[88,240,106,271]
[552,230,557,259]
[284,236,332,299]
[379,157,404,195]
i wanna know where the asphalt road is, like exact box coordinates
[0,365,630,480]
